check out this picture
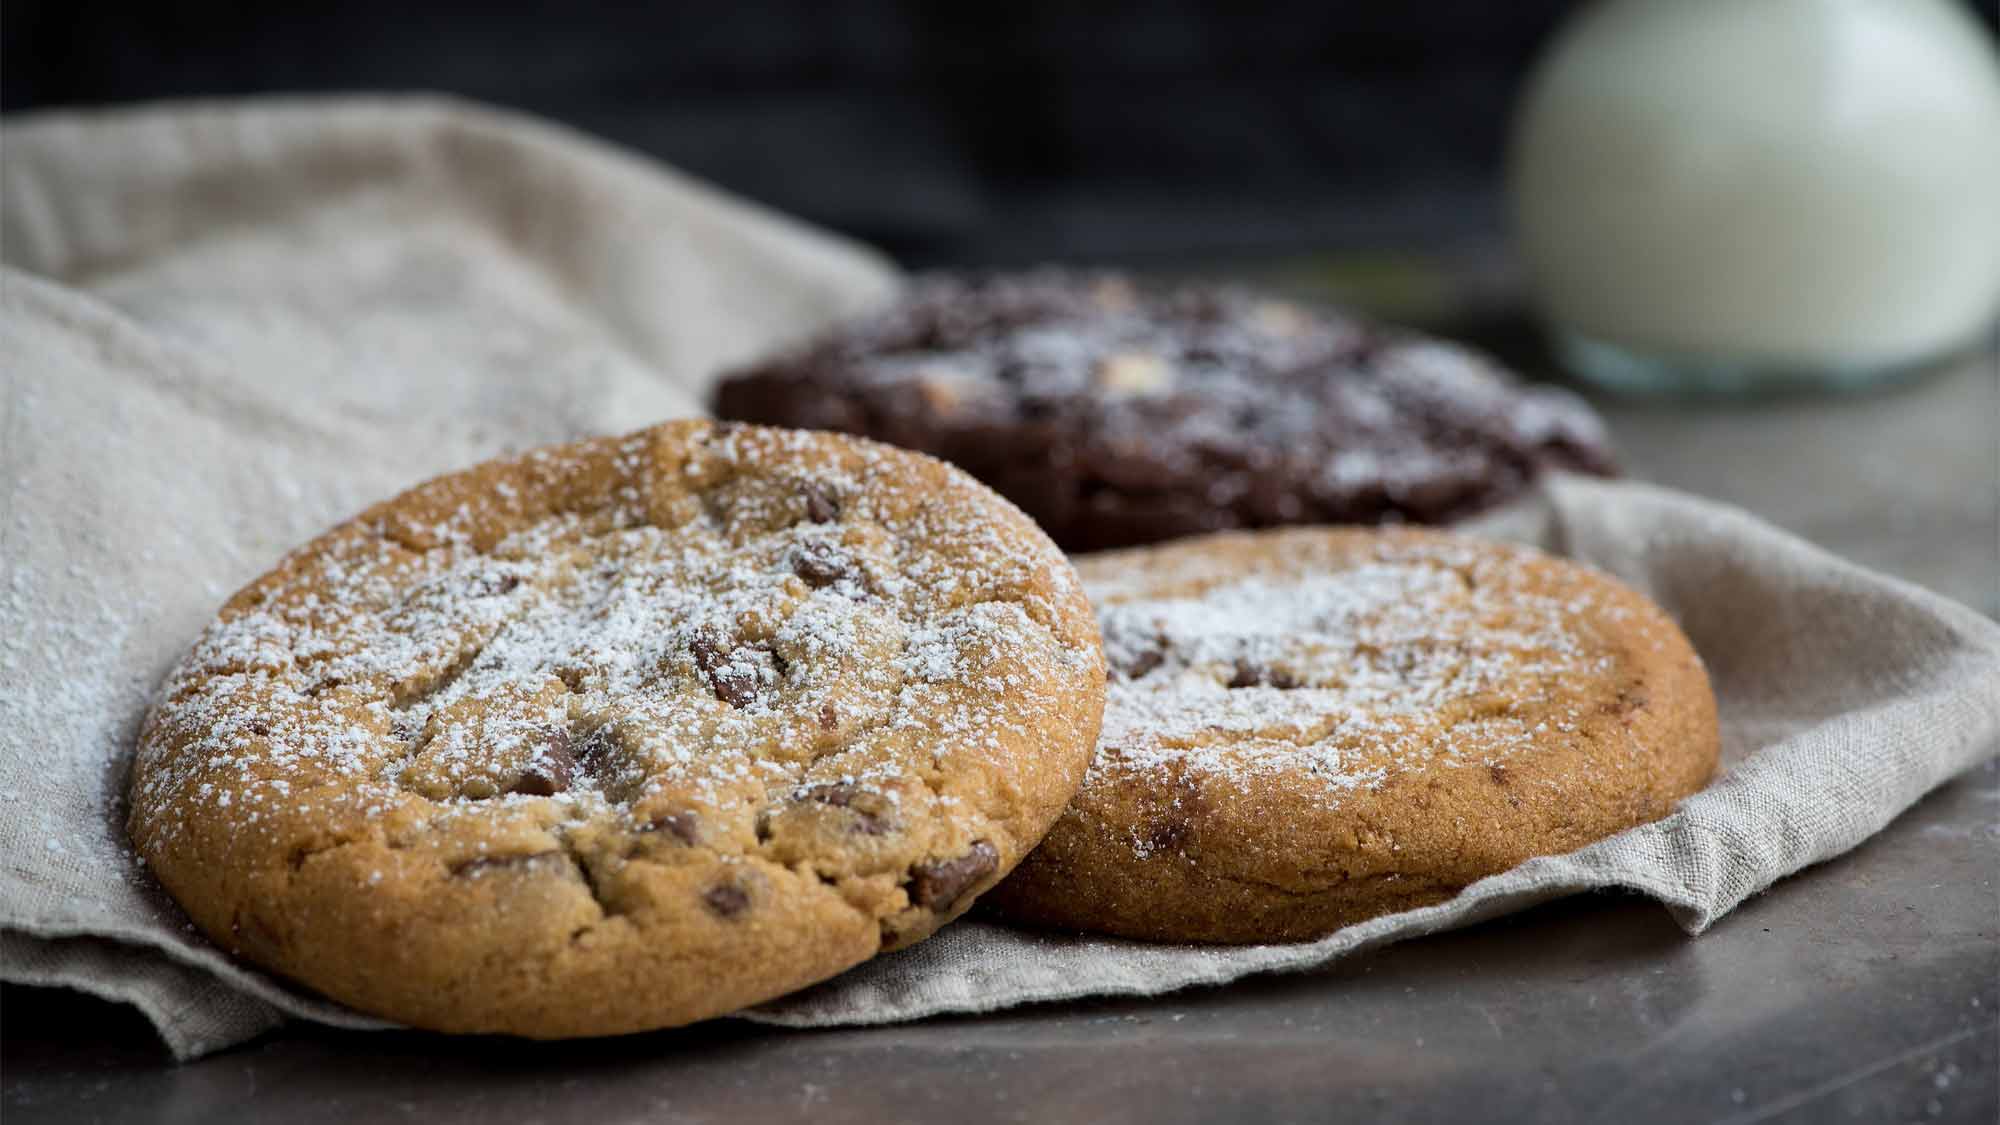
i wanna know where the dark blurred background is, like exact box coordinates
[4,1,1587,269]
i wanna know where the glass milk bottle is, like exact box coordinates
[1507,0,2000,394]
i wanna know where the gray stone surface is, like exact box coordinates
[1597,349,1999,620]
[4,342,1995,1125]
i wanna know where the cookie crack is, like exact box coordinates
[746,652,918,851]
[390,641,487,713]
[382,573,567,717]
[1208,864,1432,900]
[806,706,902,769]
[281,834,367,875]
[564,840,621,926]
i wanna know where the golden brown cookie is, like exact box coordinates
[128,420,1105,1036]
[988,527,1717,943]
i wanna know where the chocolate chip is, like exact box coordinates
[690,626,760,708]
[712,667,759,708]
[791,540,854,589]
[511,769,565,797]
[1144,814,1192,854]
[1225,658,1303,689]
[804,483,841,523]
[703,883,750,918]
[1488,763,1511,787]
[246,718,272,736]
[510,728,576,796]
[910,841,999,912]
[642,810,700,845]
[574,723,622,785]
[467,571,520,598]
[806,782,863,807]
[1143,773,1204,854]
[817,702,840,731]
[1117,645,1166,681]
[689,627,728,673]
[803,782,890,835]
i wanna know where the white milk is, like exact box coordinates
[1508,0,2000,391]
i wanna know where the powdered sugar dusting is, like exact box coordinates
[131,424,1097,875]
[1079,534,1615,855]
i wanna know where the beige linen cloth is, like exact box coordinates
[4,98,1997,1062]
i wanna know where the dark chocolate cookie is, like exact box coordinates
[714,271,1615,552]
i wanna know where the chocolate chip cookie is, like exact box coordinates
[128,420,1106,1036]
[987,527,1717,943]
[713,271,1616,552]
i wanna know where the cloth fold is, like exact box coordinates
[4,97,1996,1062]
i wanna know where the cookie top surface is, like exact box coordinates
[714,271,1616,552]
[987,527,1717,943]
[129,420,1105,1035]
